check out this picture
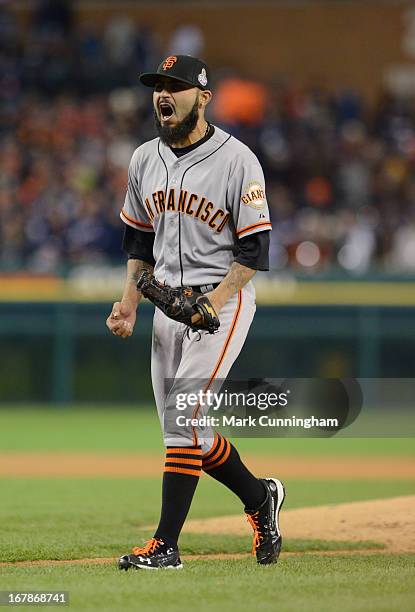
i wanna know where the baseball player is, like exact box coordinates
[106,55,285,570]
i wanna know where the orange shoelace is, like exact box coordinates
[246,512,263,555]
[132,537,163,556]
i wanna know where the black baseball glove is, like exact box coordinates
[137,270,220,334]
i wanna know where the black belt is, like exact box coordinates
[189,282,220,294]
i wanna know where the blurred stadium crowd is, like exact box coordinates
[1,1,415,276]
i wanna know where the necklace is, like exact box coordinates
[204,122,210,137]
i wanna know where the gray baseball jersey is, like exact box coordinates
[120,125,271,286]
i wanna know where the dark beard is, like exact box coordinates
[154,98,199,146]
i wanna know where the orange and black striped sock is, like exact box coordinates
[203,433,266,510]
[164,445,203,476]
[202,432,232,471]
[153,446,202,547]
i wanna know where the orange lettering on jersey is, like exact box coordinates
[186,194,198,216]
[145,197,155,221]
[178,190,188,213]
[144,189,228,232]
[152,192,160,214]
[157,190,166,212]
[163,56,177,70]
[200,201,214,223]
[194,197,206,218]
[208,209,225,229]
[216,212,230,233]
[167,189,176,211]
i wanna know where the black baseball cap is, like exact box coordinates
[139,54,210,90]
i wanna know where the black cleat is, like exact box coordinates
[245,478,286,565]
[118,537,183,571]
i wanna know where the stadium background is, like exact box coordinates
[2,0,415,402]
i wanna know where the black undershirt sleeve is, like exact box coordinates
[122,224,156,267]
[234,231,270,271]
[122,225,269,272]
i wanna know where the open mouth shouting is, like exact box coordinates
[159,101,175,121]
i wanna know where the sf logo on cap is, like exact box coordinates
[163,56,177,70]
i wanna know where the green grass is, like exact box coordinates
[1,555,414,612]
[0,407,414,455]
[0,534,384,564]
[0,406,413,611]
[0,477,412,562]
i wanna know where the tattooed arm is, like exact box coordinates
[208,262,256,314]
[122,258,154,309]
[106,258,154,338]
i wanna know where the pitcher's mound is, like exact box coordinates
[184,495,415,553]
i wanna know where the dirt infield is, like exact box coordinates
[0,452,414,479]
[1,453,413,566]
[184,495,415,553]
[1,496,413,568]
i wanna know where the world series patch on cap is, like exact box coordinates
[139,54,210,90]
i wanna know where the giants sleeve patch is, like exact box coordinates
[241,181,266,210]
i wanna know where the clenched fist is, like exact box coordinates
[106,300,136,338]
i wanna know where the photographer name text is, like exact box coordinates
[175,415,338,429]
